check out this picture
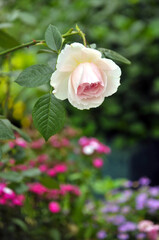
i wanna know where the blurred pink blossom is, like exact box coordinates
[146,225,159,240]
[47,168,57,177]
[138,220,154,232]
[39,164,48,172]
[93,158,104,168]
[48,201,61,213]
[54,164,67,173]
[37,154,49,163]
[31,139,45,149]
[28,182,47,195]
[15,138,27,148]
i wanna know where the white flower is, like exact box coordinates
[50,43,121,110]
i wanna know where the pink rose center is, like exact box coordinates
[71,62,105,99]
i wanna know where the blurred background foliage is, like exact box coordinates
[0,0,159,180]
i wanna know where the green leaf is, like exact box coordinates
[15,64,53,88]
[0,30,20,49]
[22,168,41,177]
[40,176,59,189]
[11,124,31,142]
[50,229,61,240]
[32,94,65,141]
[0,119,15,140]
[45,24,62,52]
[15,183,29,194]
[99,48,131,65]
[0,171,23,182]
[12,218,28,232]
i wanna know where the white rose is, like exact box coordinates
[50,43,121,110]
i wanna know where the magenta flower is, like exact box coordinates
[28,182,47,195]
[47,168,57,177]
[54,163,67,173]
[39,164,48,172]
[48,201,61,213]
[15,138,27,148]
[93,158,104,168]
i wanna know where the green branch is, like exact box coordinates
[0,27,87,56]
[0,40,45,56]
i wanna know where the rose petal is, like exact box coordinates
[50,71,69,100]
[96,58,121,97]
[56,43,101,73]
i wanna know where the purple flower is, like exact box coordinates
[106,215,125,226]
[139,177,151,186]
[101,204,119,213]
[146,198,159,211]
[113,215,126,226]
[97,230,107,239]
[118,222,137,232]
[117,233,129,240]
[149,187,159,197]
[124,180,133,188]
[121,206,131,214]
[118,190,133,203]
[136,193,147,210]
[136,233,146,239]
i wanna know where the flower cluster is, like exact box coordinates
[79,136,111,155]
[0,183,25,206]
[28,182,81,199]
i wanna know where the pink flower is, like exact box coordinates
[79,136,111,155]
[83,145,95,155]
[54,164,67,173]
[28,183,47,195]
[3,187,15,199]
[93,158,104,168]
[15,138,27,148]
[8,141,15,148]
[50,43,121,110]
[79,137,90,146]
[0,183,6,194]
[47,168,57,177]
[60,184,81,196]
[0,198,6,205]
[12,164,28,171]
[37,154,49,163]
[96,144,111,154]
[146,225,159,240]
[31,139,45,149]
[39,164,48,172]
[50,136,61,148]
[46,189,60,199]
[48,201,61,213]
[138,220,154,232]
[29,160,36,167]
[61,138,70,147]
[13,194,25,206]
[9,159,15,165]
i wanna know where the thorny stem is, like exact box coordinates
[0,27,87,56]
[0,40,45,56]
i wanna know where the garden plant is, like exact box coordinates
[0,1,159,239]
